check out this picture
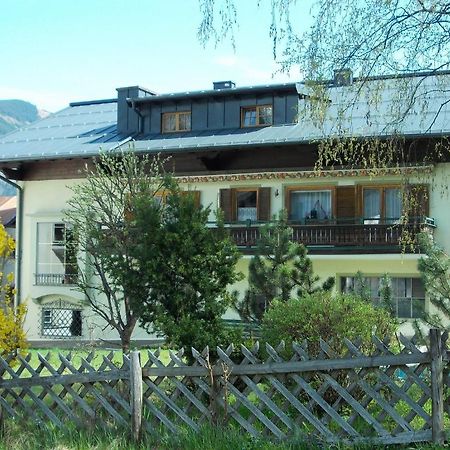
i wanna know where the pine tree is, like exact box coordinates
[236,211,334,322]
[414,232,450,339]
[136,190,242,354]
[379,273,396,318]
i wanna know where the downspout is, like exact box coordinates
[131,100,145,135]
[0,173,22,305]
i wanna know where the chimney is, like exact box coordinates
[333,69,353,87]
[213,81,236,90]
[116,86,156,135]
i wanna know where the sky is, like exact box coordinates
[0,0,312,112]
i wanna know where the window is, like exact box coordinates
[41,307,82,338]
[36,223,77,285]
[362,186,402,224]
[236,190,257,221]
[219,187,271,223]
[241,105,273,127]
[288,189,333,223]
[162,111,191,133]
[341,276,425,319]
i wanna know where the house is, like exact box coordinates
[0,71,448,346]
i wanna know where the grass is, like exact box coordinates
[0,419,447,450]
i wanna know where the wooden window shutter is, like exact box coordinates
[219,188,235,222]
[192,191,201,208]
[257,187,271,221]
[181,190,201,208]
[355,185,363,220]
[407,184,429,219]
[336,186,356,223]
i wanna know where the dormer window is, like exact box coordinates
[241,105,273,127]
[162,111,191,133]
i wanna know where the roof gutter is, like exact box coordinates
[0,173,22,306]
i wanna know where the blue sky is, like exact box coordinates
[1,0,311,112]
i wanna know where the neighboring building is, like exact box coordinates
[0,196,16,234]
[0,195,16,282]
[0,72,448,346]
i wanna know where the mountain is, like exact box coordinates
[0,99,50,135]
[0,99,50,195]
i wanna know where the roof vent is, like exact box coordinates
[333,69,353,86]
[213,81,236,90]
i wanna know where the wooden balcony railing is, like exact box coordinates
[220,218,435,253]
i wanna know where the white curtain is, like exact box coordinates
[237,207,257,221]
[290,191,331,222]
[385,188,402,222]
[363,189,381,222]
[237,191,257,221]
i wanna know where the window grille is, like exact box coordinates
[40,300,83,338]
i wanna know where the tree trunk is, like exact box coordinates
[120,321,137,353]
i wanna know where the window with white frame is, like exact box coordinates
[341,276,425,319]
[161,111,191,133]
[36,223,78,285]
[241,105,273,127]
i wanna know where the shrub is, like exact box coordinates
[0,223,27,358]
[0,301,27,357]
[261,292,396,357]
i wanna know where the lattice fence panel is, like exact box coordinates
[0,330,448,446]
[141,333,443,445]
[0,351,131,429]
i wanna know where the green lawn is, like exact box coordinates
[0,419,447,450]
[8,347,172,377]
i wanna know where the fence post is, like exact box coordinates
[0,403,4,438]
[130,351,143,443]
[430,328,444,444]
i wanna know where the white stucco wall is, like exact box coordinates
[17,162,450,345]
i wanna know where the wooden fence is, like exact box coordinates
[0,329,449,445]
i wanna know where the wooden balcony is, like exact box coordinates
[222,218,435,254]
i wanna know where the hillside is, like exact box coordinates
[0,99,49,135]
[0,99,50,195]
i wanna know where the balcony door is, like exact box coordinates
[363,187,402,224]
[236,190,258,221]
[219,187,271,222]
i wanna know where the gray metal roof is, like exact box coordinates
[132,74,450,152]
[1,74,450,163]
[133,125,304,153]
[0,101,128,162]
[295,73,450,139]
